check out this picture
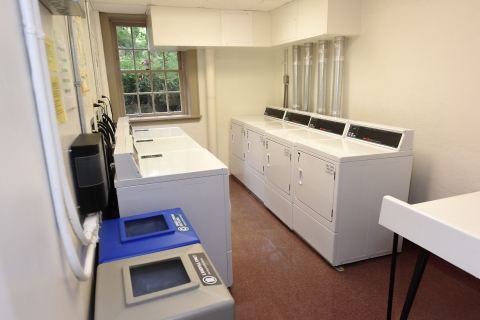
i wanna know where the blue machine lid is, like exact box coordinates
[99,208,200,264]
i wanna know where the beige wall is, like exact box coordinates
[344,0,480,203]
[215,47,280,166]
[133,47,280,167]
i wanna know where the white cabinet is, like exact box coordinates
[148,6,269,49]
[270,0,362,46]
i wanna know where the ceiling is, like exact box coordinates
[90,0,293,14]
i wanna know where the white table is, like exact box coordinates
[379,192,480,319]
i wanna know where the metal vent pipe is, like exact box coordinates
[283,48,289,109]
[302,43,313,111]
[331,36,345,118]
[317,40,327,115]
[292,45,301,110]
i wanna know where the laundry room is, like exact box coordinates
[1,0,479,319]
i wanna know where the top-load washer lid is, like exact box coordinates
[132,126,187,139]
[244,120,303,133]
[296,138,413,163]
[133,136,202,155]
[114,148,228,188]
[99,208,200,264]
[265,128,340,146]
[231,115,279,126]
[231,106,286,125]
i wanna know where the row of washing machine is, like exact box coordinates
[230,107,414,266]
[114,118,233,287]
[96,208,234,320]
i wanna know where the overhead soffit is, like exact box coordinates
[90,0,293,14]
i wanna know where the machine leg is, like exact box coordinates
[400,248,430,320]
[387,233,399,320]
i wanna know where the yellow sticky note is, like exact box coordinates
[50,76,68,124]
[45,37,58,72]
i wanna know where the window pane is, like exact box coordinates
[138,73,151,92]
[154,94,167,112]
[122,73,136,93]
[116,26,132,48]
[119,50,134,70]
[168,93,181,112]
[135,50,149,70]
[152,73,166,92]
[150,52,164,70]
[166,73,180,91]
[124,95,138,115]
[132,27,147,49]
[165,52,178,70]
[139,94,153,114]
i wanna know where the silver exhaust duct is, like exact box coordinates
[331,36,345,118]
[283,48,289,109]
[292,45,301,110]
[317,40,327,115]
[302,43,313,112]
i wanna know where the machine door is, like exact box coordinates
[230,122,245,161]
[264,138,292,196]
[246,129,264,176]
[295,150,335,222]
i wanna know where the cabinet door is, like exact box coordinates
[246,129,264,176]
[264,138,292,196]
[230,122,245,161]
[295,150,335,222]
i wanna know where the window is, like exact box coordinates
[115,26,185,116]
[100,14,200,122]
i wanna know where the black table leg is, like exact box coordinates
[400,248,430,320]
[387,233,399,320]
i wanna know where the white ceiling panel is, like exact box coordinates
[89,0,292,13]
[202,0,261,10]
[92,3,148,14]
[90,0,150,4]
[148,0,208,7]
[249,0,291,11]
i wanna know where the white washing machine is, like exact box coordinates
[132,126,188,140]
[293,121,414,266]
[229,106,286,189]
[133,136,202,155]
[114,136,233,286]
[263,114,348,228]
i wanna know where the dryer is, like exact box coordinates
[293,121,414,266]
[229,106,286,189]
[114,135,233,287]
[263,113,348,228]
[240,119,308,201]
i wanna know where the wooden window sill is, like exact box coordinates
[129,115,202,123]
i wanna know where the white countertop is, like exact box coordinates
[379,192,480,279]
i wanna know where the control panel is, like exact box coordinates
[347,125,402,149]
[264,107,285,120]
[309,117,346,136]
[284,112,311,126]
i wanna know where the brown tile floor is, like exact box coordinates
[228,176,480,319]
